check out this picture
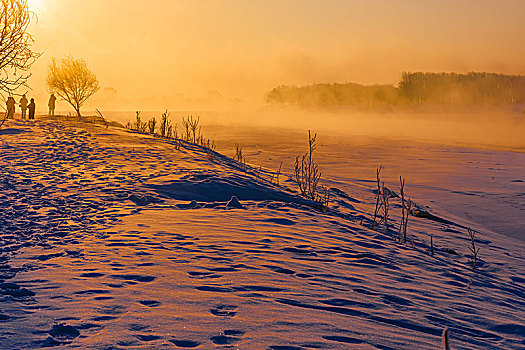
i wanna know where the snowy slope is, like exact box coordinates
[0,119,524,349]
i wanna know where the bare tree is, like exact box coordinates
[0,0,40,94]
[0,0,40,125]
[46,56,100,118]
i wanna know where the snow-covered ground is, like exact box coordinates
[0,118,524,349]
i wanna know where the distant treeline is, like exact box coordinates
[266,72,525,108]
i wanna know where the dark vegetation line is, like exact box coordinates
[266,72,525,108]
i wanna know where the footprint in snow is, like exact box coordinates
[139,300,161,307]
[170,339,201,348]
[49,323,80,339]
[210,334,240,345]
[209,304,237,317]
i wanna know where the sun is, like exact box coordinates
[27,0,47,15]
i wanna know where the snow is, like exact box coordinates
[0,118,524,349]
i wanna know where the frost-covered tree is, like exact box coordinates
[0,0,40,95]
[46,56,100,117]
[0,0,39,128]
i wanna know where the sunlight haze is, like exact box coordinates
[2,1,525,348]
[26,0,525,111]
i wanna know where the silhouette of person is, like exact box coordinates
[19,94,28,119]
[48,94,56,117]
[28,98,35,120]
[6,96,15,119]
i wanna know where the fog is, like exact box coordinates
[99,107,525,153]
[219,108,525,152]
[25,0,525,111]
[19,0,525,151]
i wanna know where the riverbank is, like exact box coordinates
[0,119,523,349]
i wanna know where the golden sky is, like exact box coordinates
[26,0,525,110]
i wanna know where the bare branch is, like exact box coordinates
[0,0,40,97]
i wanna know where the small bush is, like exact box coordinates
[124,111,217,154]
[398,176,412,243]
[369,166,394,235]
[206,148,215,162]
[234,143,245,163]
[205,139,215,150]
[294,130,329,209]
[133,111,147,132]
[134,111,141,131]
[182,115,200,143]
[467,228,480,270]
[95,109,108,128]
[321,185,330,211]
[271,161,283,185]
[294,130,321,201]
[159,110,172,138]
[371,166,383,229]
[381,182,390,235]
[147,117,157,135]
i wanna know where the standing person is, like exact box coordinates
[48,93,56,117]
[28,98,35,120]
[4,98,9,119]
[19,94,28,119]
[6,96,15,119]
